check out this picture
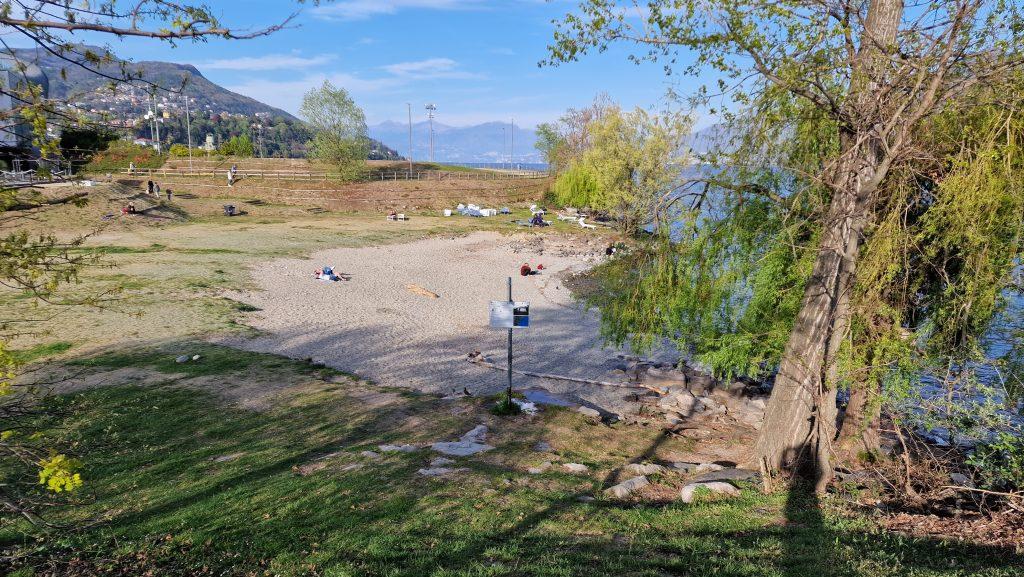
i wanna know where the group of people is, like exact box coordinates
[146,180,171,201]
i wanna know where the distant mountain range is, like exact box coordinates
[369,121,542,164]
[368,120,723,165]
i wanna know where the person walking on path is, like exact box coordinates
[147,180,154,195]
[128,161,135,175]
[165,188,172,202]
[227,169,234,187]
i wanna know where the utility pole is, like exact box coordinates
[183,89,194,174]
[425,103,436,162]
[501,126,506,170]
[510,117,514,171]
[407,102,413,172]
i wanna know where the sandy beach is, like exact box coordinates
[227,231,674,412]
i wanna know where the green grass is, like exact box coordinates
[9,341,75,363]
[2,348,1021,576]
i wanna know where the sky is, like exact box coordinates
[5,0,713,129]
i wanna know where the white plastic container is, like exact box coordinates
[443,209,452,216]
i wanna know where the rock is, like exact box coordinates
[746,398,767,411]
[665,413,684,425]
[688,374,714,395]
[672,391,702,415]
[646,367,687,385]
[341,463,363,472]
[360,450,381,459]
[460,425,488,444]
[417,467,466,477]
[378,444,419,453]
[576,495,595,503]
[605,476,650,498]
[528,461,553,474]
[681,428,712,440]
[697,396,720,412]
[695,463,724,473]
[680,481,741,503]
[431,441,493,456]
[624,462,665,475]
[175,355,190,363]
[688,468,759,484]
[191,354,201,361]
[533,441,553,452]
[430,457,455,467]
[563,463,589,474]
[577,406,601,419]
[212,452,244,463]
[667,462,699,473]
[949,472,973,487]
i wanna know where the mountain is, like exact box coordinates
[12,46,297,120]
[7,46,401,159]
[369,121,542,164]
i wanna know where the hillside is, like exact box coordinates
[8,46,401,160]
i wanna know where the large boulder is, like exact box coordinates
[605,476,650,498]
[679,481,741,503]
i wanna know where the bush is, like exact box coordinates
[553,163,598,208]
[967,428,1024,491]
[169,143,191,157]
[84,141,166,173]
[219,135,254,157]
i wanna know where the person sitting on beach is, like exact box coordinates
[530,213,546,227]
[520,263,532,276]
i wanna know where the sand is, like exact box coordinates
[226,231,674,412]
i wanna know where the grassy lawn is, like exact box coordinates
[2,344,1021,576]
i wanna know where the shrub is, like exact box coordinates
[553,163,598,208]
[84,141,166,173]
[169,143,191,157]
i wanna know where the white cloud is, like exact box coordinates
[381,57,480,79]
[311,0,479,21]
[227,73,403,116]
[201,53,336,72]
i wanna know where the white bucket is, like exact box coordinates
[443,209,452,216]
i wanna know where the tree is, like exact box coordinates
[547,0,1024,490]
[577,105,690,233]
[299,81,369,179]
[0,0,294,525]
[219,135,255,157]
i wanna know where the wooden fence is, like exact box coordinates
[119,168,549,182]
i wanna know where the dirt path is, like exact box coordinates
[226,231,676,412]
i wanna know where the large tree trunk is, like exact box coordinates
[753,0,904,492]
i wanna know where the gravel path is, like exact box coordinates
[225,231,674,412]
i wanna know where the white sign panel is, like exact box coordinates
[489,301,530,328]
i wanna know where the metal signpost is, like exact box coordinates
[489,277,529,404]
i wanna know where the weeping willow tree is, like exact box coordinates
[548,0,1024,490]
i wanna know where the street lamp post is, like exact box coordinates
[407,102,413,172]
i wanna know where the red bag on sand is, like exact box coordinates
[537,264,544,270]
[520,264,532,276]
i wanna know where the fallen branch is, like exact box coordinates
[470,358,651,390]
[940,485,1024,501]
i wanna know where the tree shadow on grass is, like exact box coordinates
[4,344,1023,576]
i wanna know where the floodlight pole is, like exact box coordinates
[507,276,513,403]
[183,88,194,174]
[406,102,413,172]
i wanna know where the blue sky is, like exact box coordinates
[8,1,713,129]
